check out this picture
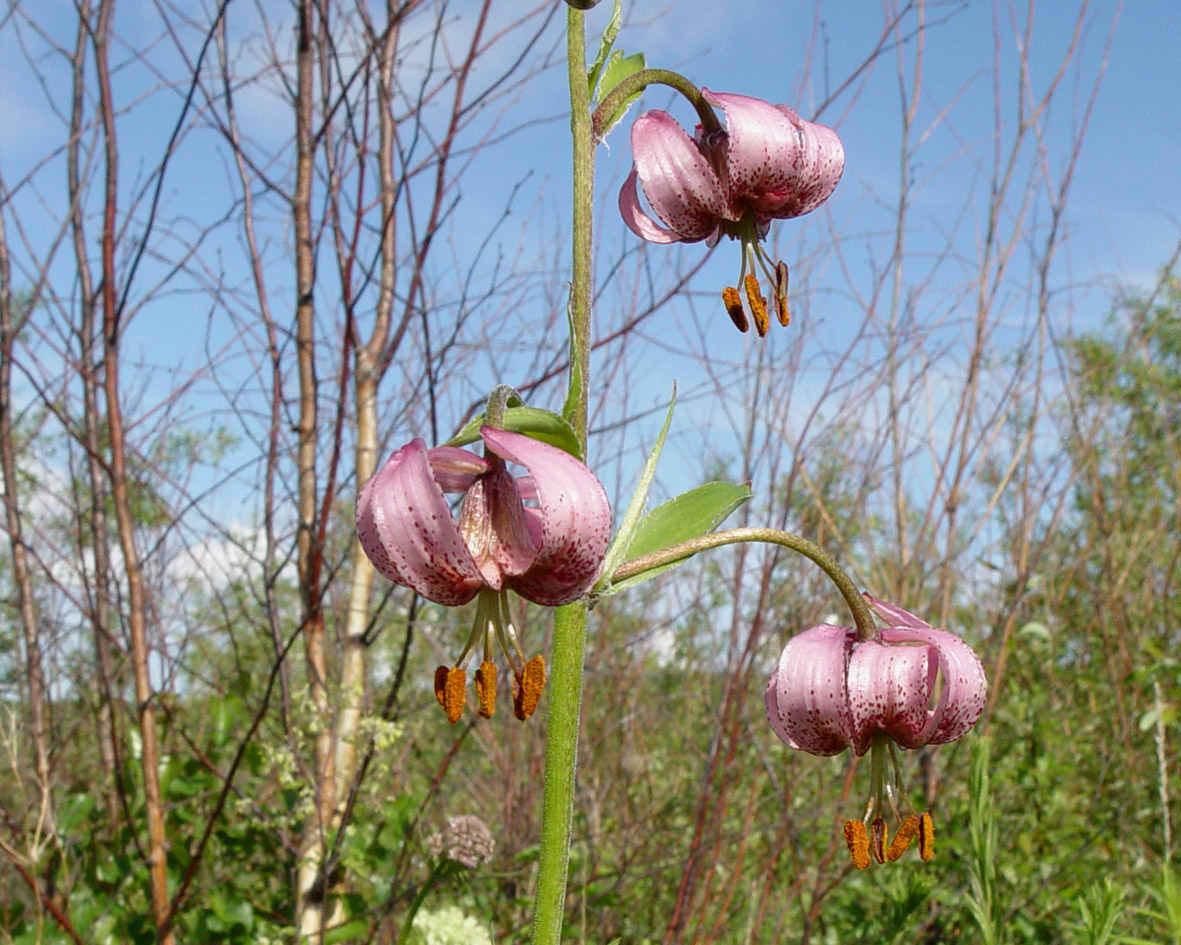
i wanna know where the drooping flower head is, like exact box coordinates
[356,426,611,722]
[764,594,987,868]
[619,89,844,336]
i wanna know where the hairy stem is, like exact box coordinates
[591,67,723,139]
[610,527,877,639]
[531,7,595,944]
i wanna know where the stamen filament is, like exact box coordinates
[494,593,526,675]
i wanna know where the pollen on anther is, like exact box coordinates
[887,815,919,861]
[871,817,888,864]
[475,660,498,719]
[722,286,748,333]
[434,665,466,724]
[513,654,546,721]
[843,819,871,870]
[743,273,769,337]
[774,261,791,327]
[918,811,935,862]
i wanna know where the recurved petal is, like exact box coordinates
[479,427,611,606]
[427,445,491,493]
[764,624,854,756]
[356,439,484,606]
[619,170,687,244]
[846,639,937,752]
[702,89,843,219]
[880,625,987,745]
[755,109,844,218]
[627,110,731,241]
[865,594,988,745]
[863,595,932,631]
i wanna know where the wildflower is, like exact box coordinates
[356,426,611,721]
[619,89,843,336]
[764,595,987,867]
[425,814,496,869]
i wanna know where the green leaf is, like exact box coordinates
[324,919,369,944]
[595,50,646,135]
[594,387,676,592]
[587,0,623,98]
[442,406,582,460]
[560,298,583,429]
[212,695,245,748]
[59,792,96,833]
[626,481,750,559]
[1017,620,1050,642]
[604,480,751,596]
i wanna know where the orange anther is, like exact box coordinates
[743,273,768,337]
[887,815,920,861]
[918,811,935,862]
[434,665,466,724]
[871,817,889,864]
[722,286,748,333]
[513,654,546,721]
[774,261,790,326]
[475,661,498,719]
[843,819,871,870]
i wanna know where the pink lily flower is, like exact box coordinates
[357,426,610,608]
[619,89,844,335]
[764,596,987,756]
[764,594,987,867]
[356,426,611,722]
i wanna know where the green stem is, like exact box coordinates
[531,7,594,945]
[397,860,450,945]
[609,526,878,640]
[591,67,723,139]
[484,384,522,429]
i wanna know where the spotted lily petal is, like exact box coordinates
[846,639,937,753]
[621,110,731,243]
[764,624,854,756]
[427,446,491,493]
[866,595,988,746]
[356,439,484,606]
[880,625,988,745]
[480,426,611,606]
[701,89,845,220]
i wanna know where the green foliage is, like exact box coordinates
[442,404,583,459]
[966,738,1005,945]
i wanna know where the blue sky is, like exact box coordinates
[1,0,1177,524]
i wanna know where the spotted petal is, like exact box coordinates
[764,624,854,756]
[866,595,988,746]
[479,426,611,606]
[880,625,987,745]
[356,439,484,606]
[702,89,844,219]
[622,110,731,243]
[846,638,937,753]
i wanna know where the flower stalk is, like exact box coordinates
[591,67,723,139]
[607,526,878,639]
[530,6,595,944]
